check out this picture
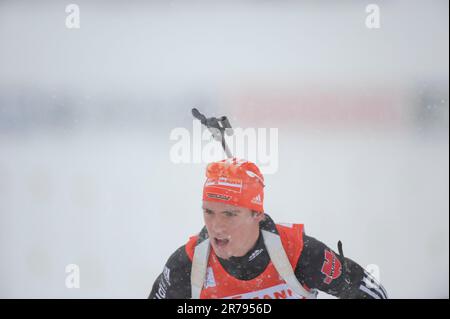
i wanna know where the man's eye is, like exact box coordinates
[224,211,237,217]
[204,210,213,215]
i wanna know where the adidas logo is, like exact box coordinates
[251,194,262,204]
[248,249,264,262]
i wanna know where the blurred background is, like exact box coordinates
[0,0,448,298]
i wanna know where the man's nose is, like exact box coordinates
[211,219,227,234]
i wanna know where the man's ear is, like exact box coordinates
[252,211,264,222]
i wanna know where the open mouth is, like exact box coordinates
[214,237,230,247]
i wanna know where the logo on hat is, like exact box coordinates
[251,194,262,205]
[207,193,231,201]
[205,177,243,193]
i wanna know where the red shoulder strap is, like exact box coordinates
[275,223,305,268]
[185,235,199,262]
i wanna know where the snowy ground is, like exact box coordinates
[0,128,447,298]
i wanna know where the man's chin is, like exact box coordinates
[212,245,232,260]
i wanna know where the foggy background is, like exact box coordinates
[0,0,448,298]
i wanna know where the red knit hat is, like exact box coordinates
[202,158,265,212]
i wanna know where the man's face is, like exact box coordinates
[202,200,264,260]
